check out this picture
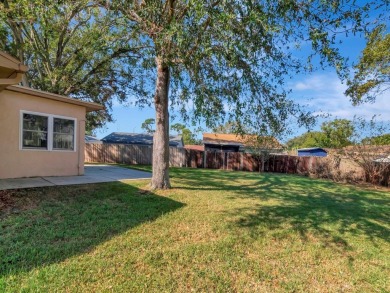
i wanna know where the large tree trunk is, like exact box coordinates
[151,57,171,189]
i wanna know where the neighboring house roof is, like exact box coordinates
[184,145,205,151]
[297,147,328,152]
[85,135,102,144]
[101,132,183,147]
[203,133,283,149]
[297,147,328,157]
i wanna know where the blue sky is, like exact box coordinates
[96,18,389,143]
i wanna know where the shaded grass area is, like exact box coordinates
[0,183,183,285]
[1,167,389,292]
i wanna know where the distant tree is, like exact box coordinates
[345,25,390,105]
[286,131,325,149]
[141,118,155,134]
[171,123,199,145]
[377,134,390,145]
[318,119,355,149]
[170,123,186,134]
[362,133,390,145]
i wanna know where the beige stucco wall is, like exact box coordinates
[0,89,86,179]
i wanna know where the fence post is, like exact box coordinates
[285,156,288,173]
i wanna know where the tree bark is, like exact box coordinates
[151,57,171,189]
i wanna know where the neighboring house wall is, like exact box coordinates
[0,89,86,179]
[202,133,284,153]
[204,144,241,152]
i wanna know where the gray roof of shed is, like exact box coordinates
[85,135,102,143]
[297,147,327,152]
[101,132,183,146]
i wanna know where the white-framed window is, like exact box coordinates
[53,117,75,150]
[20,111,77,152]
[22,113,49,149]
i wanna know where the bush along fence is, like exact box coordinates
[85,143,389,186]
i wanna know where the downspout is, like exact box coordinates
[78,119,86,175]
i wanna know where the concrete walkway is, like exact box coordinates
[0,165,152,190]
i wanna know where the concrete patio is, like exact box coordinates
[0,164,152,190]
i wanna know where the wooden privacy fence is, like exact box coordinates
[85,144,389,186]
[85,143,186,167]
[85,143,318,175]
[203,151,318,174]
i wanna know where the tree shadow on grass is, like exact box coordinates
[0,182,184,278]
[171,168,389,247]
[228,174,390,249]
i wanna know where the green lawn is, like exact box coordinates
[1,167,389,292]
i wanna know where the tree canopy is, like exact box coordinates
[285,131,324,150]
[0,0,145,132]
[212,122,250,134]
[362,133,390,145]
[286,119,355,149]
[345,25,390,105]
[318,119,354,148]
[104,0,383,188]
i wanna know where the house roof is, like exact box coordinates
[101,132,183,147]
[184,145,204,151]
[85,135,102,144]
[0,51,29,89]
[0,51,29,77]
[0,51,103,112]
[6,85,104,112]
[298,147,327,152]
[203,133,244,146]
[203,133,283,149]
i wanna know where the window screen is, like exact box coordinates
[53,118,75,150]
[22,113,48,149]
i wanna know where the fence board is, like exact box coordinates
[227,152,241,171]
[186,149,204,168]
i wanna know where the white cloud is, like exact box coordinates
[291,73,390,122]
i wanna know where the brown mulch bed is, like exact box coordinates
[0,188,42,217]
[0,184,103,217]
[0,190,16,215]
